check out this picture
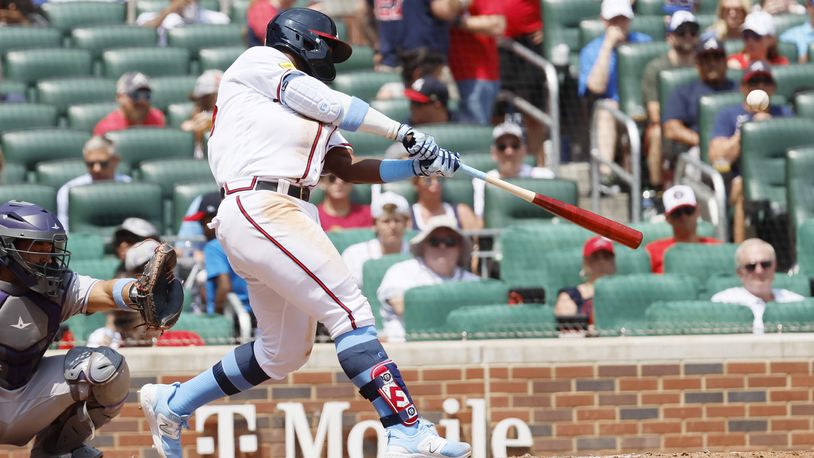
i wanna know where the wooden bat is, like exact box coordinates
[459,163,643,249]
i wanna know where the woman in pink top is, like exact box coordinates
[317,174,373,231]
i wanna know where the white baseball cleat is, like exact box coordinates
[385,418,472,458]
[138,383,189,458]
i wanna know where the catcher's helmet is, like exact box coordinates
[0,201,70,297]
[265,8,352,82]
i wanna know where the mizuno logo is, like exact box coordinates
[10,316,31,330]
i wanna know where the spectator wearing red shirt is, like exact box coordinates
[94,72,165,137]
[317,174,373,231]
[727,10,790,69]
[448,0,505,125]
[646,185,721,273]
[246,0,296,47]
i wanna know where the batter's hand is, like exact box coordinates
[396,124,440,161]
[412,149,460,178]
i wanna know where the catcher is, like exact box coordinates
[0,200,182,458]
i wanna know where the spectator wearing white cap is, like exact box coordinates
[341,192,412,287]
[728,10,790,69]
[377,215,479,342]
[779,0,814,63]
[646,185,721,273]
[94,72,166,137]
[136,0,229,47]
[111,217,161,276]
[472,121,554,221]
[182,69,223,158]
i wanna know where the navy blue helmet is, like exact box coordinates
[265,8,352,82]
[0,201,70,296]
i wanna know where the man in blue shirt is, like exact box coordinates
[779,0,814,63]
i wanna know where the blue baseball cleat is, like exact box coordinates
[138,383,189,458]
[385,419,472,458]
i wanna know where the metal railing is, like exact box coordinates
[675,152,729,241]
[589,100,641,223]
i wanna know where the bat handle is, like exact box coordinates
[459,163,486,180]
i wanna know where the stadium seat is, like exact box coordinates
[446,304,557,339]
[71,26,157,61]
[35,158,131,190]
[658,67,744,117]
[0,104,58,135]
[327,228,376,255]
[810,42,814,62]
[381,179,475,208]
[172,181,219,232]
[149,76,198,111]
[335,45,375,73]
[167,102,195,128]
[698,92,743,162]
[67,232,106,261]
[36,77,117,117]
[101,47,191,79]
[484,178,578,228]
[617,41,670,120]
[645,300,754,335]
[331,70,401,103]
[199,46,244,71]
[0,184,57,213]
[167,24,244,58]
[1,129,90,170]
[787,146,814,232]
[42,1,126,35]
[630,220,717,246]
[763,299,814,333]
[309,183,372,206]
[704,273,811,300]
[66,102,119,132]
[105,127,195,167]
[421,123,492,155]
[361,253,412,329]
[173,312,234,345]
[63,313,107,345]
[68,182,164,235]
[662,242,739,285]
[4,49,93,87]
[773,14,807,37]
[341,130,393,157]
[0,162,27,185]
[579,16,663,49]
[0,80,27,101]
[139,158,213,199]
[794,90,814,119]
[136,0,219,16]
[0,26,61,56]
[370,99,410,123]
[156,329,205,346]
[70,256,119,279]
[772,64,814,99]
[778,42,800,64]
[593,273,699,335]
[542,0,601,62]
[798,219,814,276]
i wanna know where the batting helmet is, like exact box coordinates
[265,8,352,82]
[0,201,70,297]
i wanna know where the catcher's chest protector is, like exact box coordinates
[0,285,62,390]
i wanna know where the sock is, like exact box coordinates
[335,326,418,434]
[169,341,270,416]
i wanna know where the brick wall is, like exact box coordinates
[3,336,814,457]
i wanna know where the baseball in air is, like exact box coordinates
[746,89,770,112]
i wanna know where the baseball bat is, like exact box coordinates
[459,163,643,249]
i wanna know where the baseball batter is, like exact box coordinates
[139,8,471,458]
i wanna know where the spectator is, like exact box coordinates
[579,0,652,180]
[136,0,229,47]
[375,47,446,101]
[779,0,814,63]
[56,136,132,231]
[448,0,505,125]
[554,236,617,330]
[641,10,700,190]
[0,0,46,25]
[342,191,412,287]
[377,214,479,342]
[728,10,790,69]
[94,72,166,137]
[712,238,804,334]
[317,174,373,231]
[662,35,735,173]
[112,217,161,276]
[708,60,792,243]
[646,185,721,273]
[472,121,554,221]
[708,0,751,41]
[404,76,452,125]
[759,0,806,16]
[246,0,297,47]
[182,69,223,158]
[411,174,480,231]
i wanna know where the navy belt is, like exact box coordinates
[221,180,310,201]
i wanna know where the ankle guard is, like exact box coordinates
[358,360,418,427]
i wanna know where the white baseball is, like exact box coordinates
[746,89,770,112]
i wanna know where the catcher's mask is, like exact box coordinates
[265,8,352,82]
[0,201,70,297]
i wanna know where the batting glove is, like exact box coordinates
[412,149,461,178]
[396,124,440,161]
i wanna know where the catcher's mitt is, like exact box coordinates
[129,242,183,332]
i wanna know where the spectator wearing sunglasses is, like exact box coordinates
[94,72,166,137]
[727,11,789,69]
[317,174,373,232]
[708,61,792,243]
[646,185,721,273]
[708,0,750,41]
[712,238,804,334]
[377,215,479,342]
[56,136,132,231]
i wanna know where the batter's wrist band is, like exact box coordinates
[379,159,415,182]
[113,278,137,310]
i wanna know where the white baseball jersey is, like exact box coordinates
[207,46,351,188]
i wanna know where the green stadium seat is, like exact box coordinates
[68,182,163,235]
[542,0,600,61]
[1,129,90,170]
[810,42,814,62]
[4,49,93,87]
[335,45,375,73]
[421,123,492,155]
[309,183,372,206]
[704,273,811,300]
[658,67,744,117]
[633,0,663,15]
[42,1,126,34]
[593,273,699,335]
[794,90,814,119]
[229,0,249,21]
[579,16,663,49]
[787,147,814,232]
[199,46,244,71]
[645,300,754,335]
[698,92,744,162]
[136,0,220,16]
[484,178,578,228]
[446,304,557,339]
[167,102,196,128]
[773,14,807,36]
[36,77,117,117]
[772,63,814,99]
[778,41,800,63]
[0,80,27,101]
[63,313,107,344]
[65,232,106,260]
[327,228,376,255]
[0,184,57,212]
[0,26,61,55]
[361,253,412,329]
[331,70,401,103]
[630,220,717,245]
[71,26,158,61]
[341,130,393,157]
[101,47,191,79]
[35,158,131,190]
[172,181,219,232]
[139,158,213,199]
[66,102,118,133]
[149,76,198,111]
[0,104,58,135]
[167,24,244,58]
[763,299,814,333]
[662,242,739,285]
[173,312,234,345]
[798,219,814,276]
[370,99,410,123]
[0,162,27,185]
[617,41,670,120]
[70,256,120,279]
[106,127,195,167]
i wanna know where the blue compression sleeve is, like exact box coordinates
[379,159,415,182]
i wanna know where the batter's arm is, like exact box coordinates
[324,147,387,184]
